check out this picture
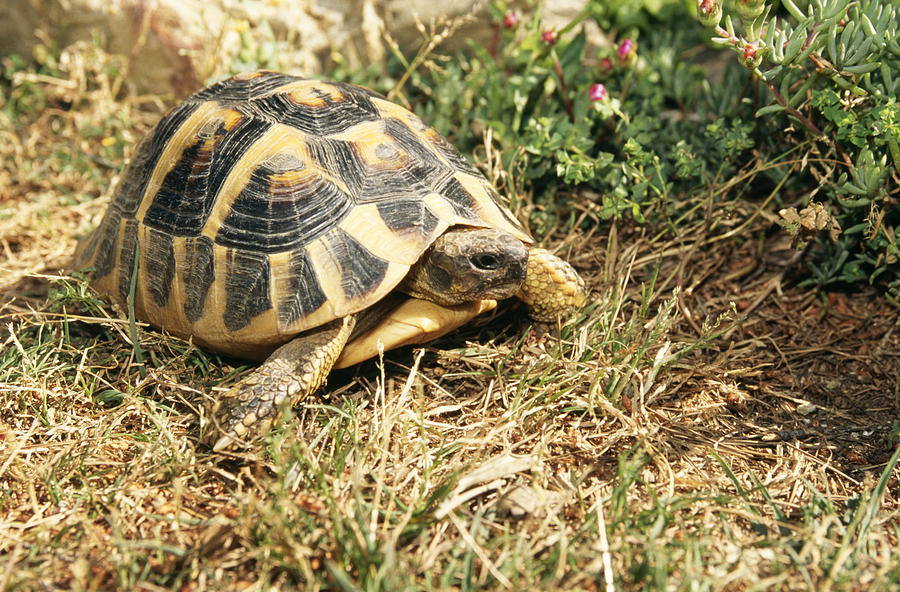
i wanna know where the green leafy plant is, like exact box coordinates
[697,0,899,298]
[405,1,753,238]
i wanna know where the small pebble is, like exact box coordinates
[796,402,816,416]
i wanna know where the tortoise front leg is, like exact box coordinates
[207,315,356,450]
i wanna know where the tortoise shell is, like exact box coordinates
[75,70,532,357]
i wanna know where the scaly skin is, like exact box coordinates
[517,248,586,322]
[208,316,356,450]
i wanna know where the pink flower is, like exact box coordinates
[542,29,558,45]
[589,83,608,101]
[617,38,634,61]
[503,11,518,29]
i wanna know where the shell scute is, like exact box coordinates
[323,229,390,301]
[304,137,366,197]
[434,175,479,219]
[182,235,216,323]
[422,128,482,177]
[78,209,122,281]
[194,70,298,104]
[110,100,205,216]
[116,219,139,305]
[145,228,176,307]
[142,109,262,237]
[375,198,440,236]
[213,156,353,253]
[275,248,328,328]
[219,76,386,136]
[223,248,272,332]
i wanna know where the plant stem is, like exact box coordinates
[551,49,575,123]
[759,76,823,137]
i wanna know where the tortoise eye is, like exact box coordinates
[471,253,502,271]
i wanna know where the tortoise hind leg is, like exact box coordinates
[207,315,356,450]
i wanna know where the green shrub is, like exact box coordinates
[405,1,745,232]
[700,0,899,300]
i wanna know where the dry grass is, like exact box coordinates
[2,39,899,592]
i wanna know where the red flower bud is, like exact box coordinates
[741,42,762,68]
[542,29,558,45]
[617,38,635,61]
[589,83,608,101]
[696,0,722,28]
[599,57,613,73]
[503,11,518,29]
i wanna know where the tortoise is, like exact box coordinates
[75,70,585,450]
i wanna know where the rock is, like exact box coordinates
[496,484,567,519]
[796,402,817,416]
[1,0,593,96]
[2,0,344,96]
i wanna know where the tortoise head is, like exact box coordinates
[401,227,528,306]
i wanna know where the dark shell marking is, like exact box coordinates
[145,228,176,307]
[376,199,440,235]
[116,219,139,305]
[224,249,272,333]
[182,236,216,323]
[75,71,532,351]
[80,209,122,280]
[246,87,382,136]
[278,248,327,327]
[320,229,390,301]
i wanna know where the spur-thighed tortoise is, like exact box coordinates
[75,71,585,449]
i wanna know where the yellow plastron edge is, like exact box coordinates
[333,299,498,369]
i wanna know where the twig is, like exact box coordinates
[448,512,513,589]
[595,499,616,592]
[127,241,146,379]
